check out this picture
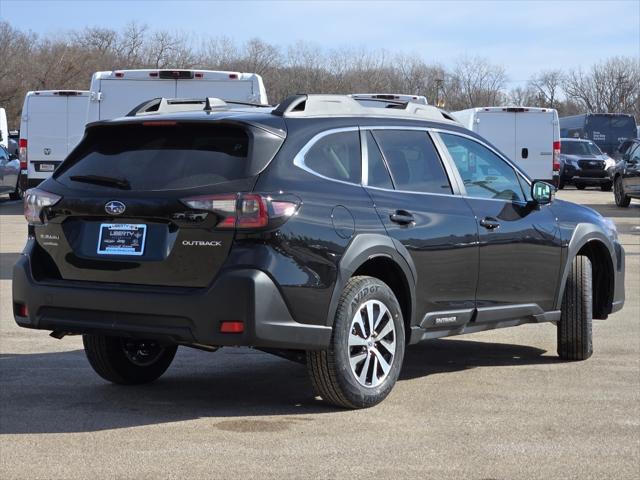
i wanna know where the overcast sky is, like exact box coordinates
[1,0,638,84]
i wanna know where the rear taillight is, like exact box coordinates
[553,141,561,172]
[19,139,27,169]
[180,193,299,230]
[24,188,62,225]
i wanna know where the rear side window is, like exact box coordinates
[303,130,361,183]
[56,123,251,191]
[372,130,452,194]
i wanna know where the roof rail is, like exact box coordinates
[272,94,458,123]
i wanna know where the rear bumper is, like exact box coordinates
[12,249,331,350]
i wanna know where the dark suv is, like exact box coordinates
[611,138,640,207]
[13,95,626,408]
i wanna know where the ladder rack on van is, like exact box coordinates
[272,94,459,123]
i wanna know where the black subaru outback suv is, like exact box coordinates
[13,95,625,408]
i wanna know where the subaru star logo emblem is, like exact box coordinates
[105,201,126,216]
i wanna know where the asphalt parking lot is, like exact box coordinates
[0,188,638,480]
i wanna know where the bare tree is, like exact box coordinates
[564,57,640,117]
[445,56,508,110]
[528,69,564,108]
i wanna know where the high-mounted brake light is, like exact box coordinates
[141,121,177,126]
[180,193,299,230]
[24,188,62,225]
[19,139,27,169]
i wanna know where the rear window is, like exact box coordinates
[56,123,251,191]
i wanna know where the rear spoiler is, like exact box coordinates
[126,97,272,116]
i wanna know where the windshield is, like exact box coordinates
[561,141,603,156]
[55,123,251,191]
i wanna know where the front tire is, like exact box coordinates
[307,276,405,409]
[557,255,593,361]
[614,176,631,207]
[83,335,177,384]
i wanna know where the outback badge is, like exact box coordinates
[105,200,126,216]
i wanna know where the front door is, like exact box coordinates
[363,128,479,329]
[437,131,562,322]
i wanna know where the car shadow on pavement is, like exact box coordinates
[0,338,557,434]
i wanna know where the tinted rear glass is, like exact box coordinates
[56,123,250,191]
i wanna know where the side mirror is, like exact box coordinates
[531,180,555,205]
[9,153,17,160]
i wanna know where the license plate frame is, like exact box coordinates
[97,223,147,256]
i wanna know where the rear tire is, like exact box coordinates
[614,176,631,207]
[576,183,586,190]
[83,335,177,385]
[307,276,405,409]
[557,255,593,361]
[557,178,565,190]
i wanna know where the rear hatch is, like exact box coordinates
[35,119,284,287]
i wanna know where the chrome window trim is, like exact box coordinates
[292,126,362,187]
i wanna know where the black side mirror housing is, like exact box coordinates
[9,153,17,160]
[531,180,555,205]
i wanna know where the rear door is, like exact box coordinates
[476,111,516,161]
[43,121,282,287]
[98,79,176,120]
[363,128,479,329]
[66,94,90,153]
[515,111,556,181]
[175,78,254,103]
[27,95,68,180]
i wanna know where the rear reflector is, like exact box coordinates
[220,321,244,333]
[15,303,29,317]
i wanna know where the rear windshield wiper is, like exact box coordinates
[69,175,131,190]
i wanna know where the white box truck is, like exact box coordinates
[453,107,561,182]
[0,108,8,150]
[19,90,90,188]
[86,69,268,123]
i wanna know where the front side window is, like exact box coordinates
[303,130,361,183]
[440,133,526,202]
[372,130,452,194]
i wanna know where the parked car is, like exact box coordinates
[13,95,625,409]
[452,106,560,183]
[86,69,268,124]
[611,140,640,207]
[612,138,640,162]
[0,144,22,199]
[560,113,637,156]
[19,90,91,189]
[558,138,615,190]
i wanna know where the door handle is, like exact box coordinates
[521,148,529,159]
[390,210,415,225]
[479,217,500,230]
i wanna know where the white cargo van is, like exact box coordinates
[0,108,9,149]
[19,91,90,187]
[453,107,560,182]
[86,69,268,123]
